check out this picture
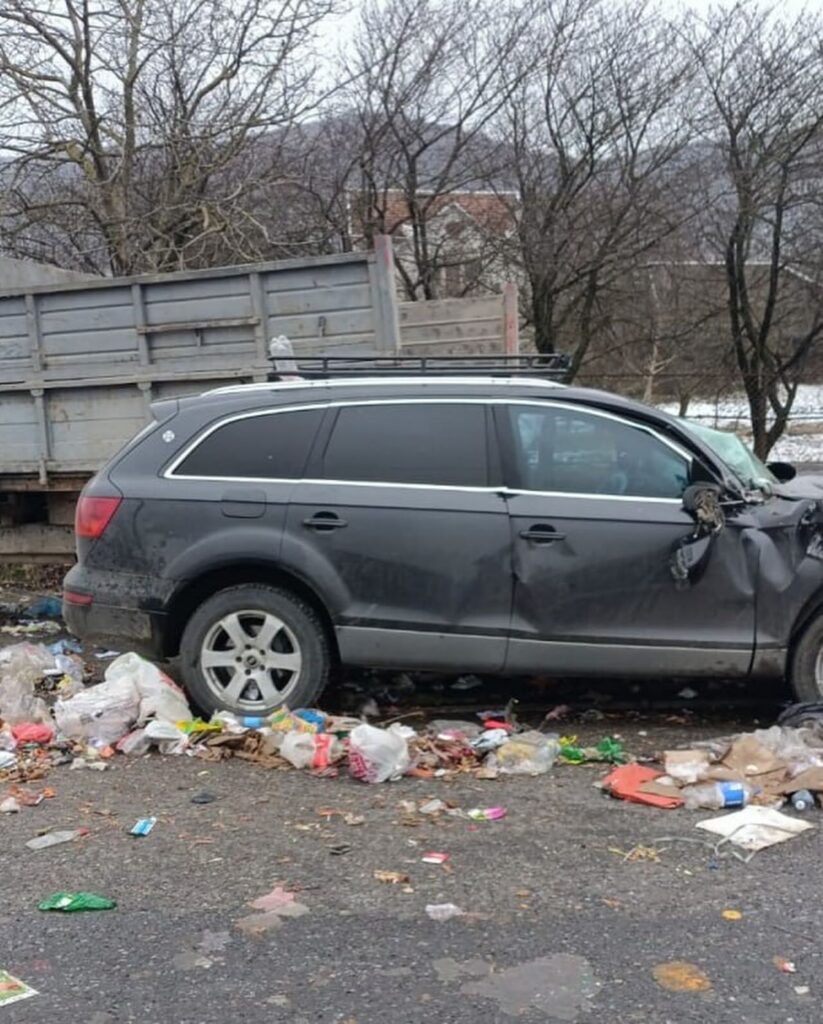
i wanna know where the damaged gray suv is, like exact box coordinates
[63,356,823,716]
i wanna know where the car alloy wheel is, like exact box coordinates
[200,609,303,711]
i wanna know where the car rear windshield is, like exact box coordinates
[173,408,323,479]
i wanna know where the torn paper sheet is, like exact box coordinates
[696,805,814,852]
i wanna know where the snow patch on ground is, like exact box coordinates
[659,383,823,430]
[659,383,823,464]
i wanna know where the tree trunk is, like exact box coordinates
[530,278,555,354]
[747,382,769,460]
[643,338,659,404]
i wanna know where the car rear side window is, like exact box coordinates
[173,408,323,479]
[321,403,488,487]
[508,404,690,498]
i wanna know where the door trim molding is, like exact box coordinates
[336,626,506,672]
[505,638,752,676]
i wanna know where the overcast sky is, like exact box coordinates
[317,0,813,59]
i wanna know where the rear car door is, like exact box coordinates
[283,399,512,671]
[498,400,755,677]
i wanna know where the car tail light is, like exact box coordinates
[75,495,122,539]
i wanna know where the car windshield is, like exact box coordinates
[678,419,778,491]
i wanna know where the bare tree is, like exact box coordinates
[685,2,823,458]
[485,0,695,374]
[0,0,335,275]
[342,0,530,301]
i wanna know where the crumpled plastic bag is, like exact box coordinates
[11,722,54,744]
[54,653,191,746]
[280,731,343,769]
[104,653,190,725]
[495,731,560,775]
[348,723,413,783]
[54,674,140,746]
[0,643,54,724]
[143,718,188,755]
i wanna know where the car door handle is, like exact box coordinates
[520,525,566,544]
[303,512,348,531]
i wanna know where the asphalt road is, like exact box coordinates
[2,702,822,1024]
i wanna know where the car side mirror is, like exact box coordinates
[767,461,796,483]
[672,483,725,588]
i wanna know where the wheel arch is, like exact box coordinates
[162,561,339,662]
[789,584,823,654]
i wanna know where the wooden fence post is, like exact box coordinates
[502,281,519,354]
[372,234,402,353]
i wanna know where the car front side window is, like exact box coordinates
[507,404,690,499]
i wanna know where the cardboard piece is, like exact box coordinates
[638,778,687,802]
[776,766,823,794]
[664,750,712,784]
[721,736,786,778]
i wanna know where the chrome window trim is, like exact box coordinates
[505,399,694,465]
[164,396,690,505]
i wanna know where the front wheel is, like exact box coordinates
[789,612,823,703]
[179,584,330,717]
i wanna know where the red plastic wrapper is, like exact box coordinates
[11,723,54,745]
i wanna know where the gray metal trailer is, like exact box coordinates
[0,246,401,559]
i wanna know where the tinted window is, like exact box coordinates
[174,408,322,478]
[322,403,488,486]
[508,405,689,498]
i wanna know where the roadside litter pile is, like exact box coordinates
[603,718,823,858]
[4,636,823,866]
[0,642,628,788]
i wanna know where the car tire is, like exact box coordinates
[179,584,330,717]
[789,613,823,703]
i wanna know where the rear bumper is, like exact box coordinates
[63,564,171,660]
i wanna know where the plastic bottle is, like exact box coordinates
[240,716,265,729]
[790,789,815,812]
[682,780,756,811]
[26,828,89,850]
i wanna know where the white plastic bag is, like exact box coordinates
[0,643,54,723]
[144,718,188,755]
[280,731,342,769]
[104,653,191,724]
[280,732,316,769]
[496,731,560,775]
[117,727,151,756]
[54,674,139,746]
[348,723,412,783]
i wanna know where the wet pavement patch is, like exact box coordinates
[440,954,599,1020]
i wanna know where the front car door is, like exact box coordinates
[283,399,512,672]
[498,400,756,677]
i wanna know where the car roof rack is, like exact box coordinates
[268,353,570,381]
